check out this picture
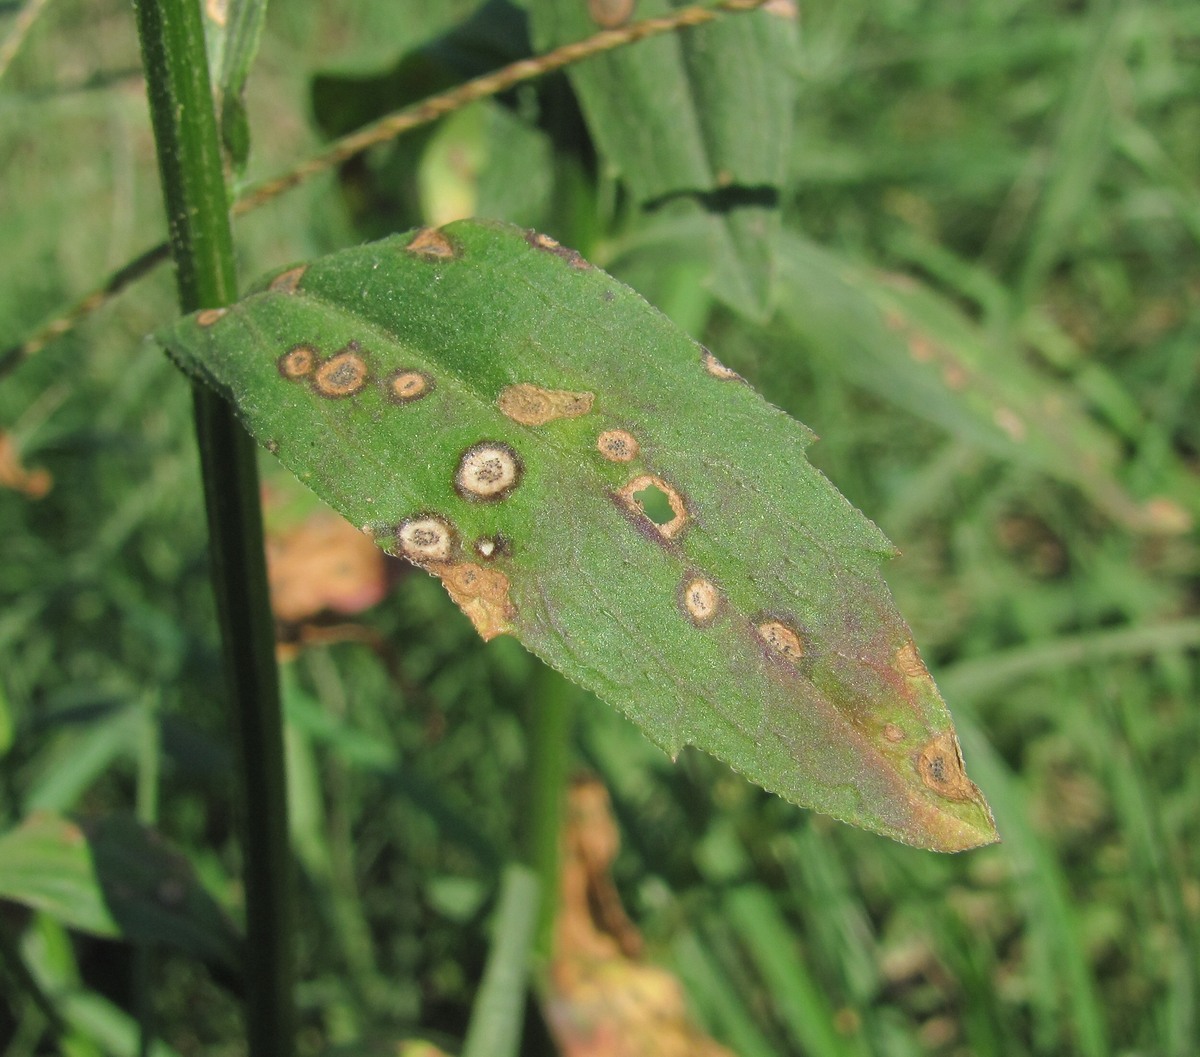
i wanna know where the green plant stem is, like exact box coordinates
[131,3,293,1056]
[522,665,575,962]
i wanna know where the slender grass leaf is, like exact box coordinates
[461,864,539,1057]
[157,219,997,851]
[775,234,1187,533]
[528,0,797,321]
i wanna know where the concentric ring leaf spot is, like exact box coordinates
[157,219,998,852]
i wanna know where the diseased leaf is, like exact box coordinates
[157,219,997,851]
[527,0,797,321]
[546,777,735,1057]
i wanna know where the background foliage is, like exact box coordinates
[1,0,1198,1055]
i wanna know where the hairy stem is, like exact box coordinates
[132,2,293,1055]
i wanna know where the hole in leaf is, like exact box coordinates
[633,483,675,526]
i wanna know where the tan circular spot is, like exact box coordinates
[597,429,639,463]
[277,344,318,380]
[702,348,740,381]
[397,515,456,563]
[757,620,804,662]
[268,265,307,294]
[883,723,905,743]
[313,348,369,398]
[455,442,523,502]
[386,369,433,404]
[680,577,720,626]
[196,308,227,327]
[916,732,979,803]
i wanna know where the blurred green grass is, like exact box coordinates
[1,0,1198,1055]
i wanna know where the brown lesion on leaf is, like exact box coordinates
[993,406,1027,441]
[499,383,593,426]
[597,429,639,463]
[524,229,591,270]
[396,514,457,564]
[916,731,982,803]
[587,0,633,28]
[277,343,318,380]
[701,347,741,381]
[474,534,509,561]
[455,441,524,502]
[756,619,805,663]
[313,345,370,398]
[679,576,720,627]
[268,265,307,294]
[616,474,688,540]
[385,368,434,405]
[435,562,515,641]
[895,639,929,679]
[883,723,905,743]
[0,432,52,499]
[393,515,514,640]
[406,226,459,260]
[196,308,227,327]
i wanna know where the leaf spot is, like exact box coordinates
[895,640,928,678]
[406,226,459,260]
[917,732,979,802]
[474,534,509,560]
[397,515,457,563]
[757,619,804,662]
[702,348,741,381]
[679,576,720,626]
[456,442,523,502]
[268,265,307,294]
[597,429,639,463]
[616,474,688,539]
[588,0,633,28]
[277,344,318,380]
[196,308,227,327]
[525,229,591,270]
[436,562,514,641]
[883,723,905,743]
[993,406,1027,441]
[499,383,593,426]
[313,347,370,398]
[385,368,434,404]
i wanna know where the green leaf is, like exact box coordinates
[774,233,1181,531]
[203,0,270,174]
[157,218,997,852]
[0,812,241,972]
[527,0,798,322]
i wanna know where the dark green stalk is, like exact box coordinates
[131,3,293,1055]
